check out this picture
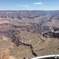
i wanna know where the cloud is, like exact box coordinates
[34,2,44,5]
[17,4,29,8]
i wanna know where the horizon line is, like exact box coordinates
[0,10,59,11]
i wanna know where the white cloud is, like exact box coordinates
[17,4,29,8]
[34,2,44,5]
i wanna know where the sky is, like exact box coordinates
[0,0,59,10]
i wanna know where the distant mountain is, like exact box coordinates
[0,10,59,19]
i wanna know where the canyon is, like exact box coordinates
[0,11,59,59]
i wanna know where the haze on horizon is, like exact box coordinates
[0,0,59,10]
